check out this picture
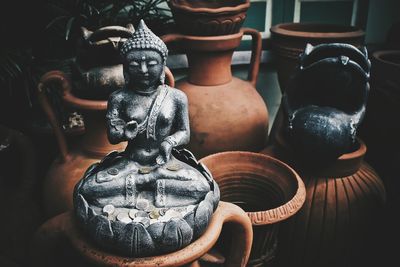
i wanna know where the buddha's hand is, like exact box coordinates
[156,140,173,165]
[125,120,139,140]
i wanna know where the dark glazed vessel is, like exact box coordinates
[270,23,365,91]
[162,28,269,158]
[73,24,135,100]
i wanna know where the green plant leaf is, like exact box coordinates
[46,16,68,30]
[65,17,76,40]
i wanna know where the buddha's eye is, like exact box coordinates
[129,61,139,67]
[148,60,158,66]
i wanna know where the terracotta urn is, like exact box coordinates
[261,121,386,267]
[200,151,306,266]
[270,23,365,91]
[0,125,41,266]
[30,202,253,267]
[37,69,175,218]
[168,0,250,36]
[162,28,269,158]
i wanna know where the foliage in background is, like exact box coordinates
[45,0,173,41]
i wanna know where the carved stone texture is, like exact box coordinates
[73,20,219,257]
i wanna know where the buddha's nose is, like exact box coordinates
[140,61,148,74]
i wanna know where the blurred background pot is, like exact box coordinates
[270,23,365,92]
[200,151,306,267]
[359,49,400,216]
[72,25,134,100]
[168,0,250,36]
[162,28,269,158]
[0,125,41,266]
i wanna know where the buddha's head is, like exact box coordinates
[120,20,168,91]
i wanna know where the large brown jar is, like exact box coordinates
[162,28,269,158]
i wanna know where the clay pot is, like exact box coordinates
[270,23,365,91]
[73,25,135,100]
[168,0,250,36]
[359,50,400,206]
[0,125,41,265]
[37,69,175,218]
[162,28,269,158]
[30,202,253,267]
[262,125,386,267]
[200,151,306,266]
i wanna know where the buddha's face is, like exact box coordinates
[124,50,164,90]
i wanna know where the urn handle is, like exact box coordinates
[37,71,73,162]
[242,28,262,87]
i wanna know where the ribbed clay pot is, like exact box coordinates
[162,28,269,158]
[270,23,365,92]
[200,151,306,266]
[262,126,386,267]
[168,0,250,36]
[37,69,175,218]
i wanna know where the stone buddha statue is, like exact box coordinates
[73,20,219,257]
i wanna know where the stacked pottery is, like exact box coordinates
[263,43,386,267]
[163,0,269,158]
[37,69,175,218]
[168,0,250,36]
[270,22,365,92]
[200,152,306,267]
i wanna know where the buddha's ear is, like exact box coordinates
[160,68,166,85]
[123,68,130,85]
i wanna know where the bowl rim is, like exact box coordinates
[200,151,306,225]
[169,0,250,15]
[372,50,400,69]
[270,22,365,39]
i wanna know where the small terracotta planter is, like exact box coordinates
[200,151,306,266]
[168,0,250,36]
[270,23,365,91]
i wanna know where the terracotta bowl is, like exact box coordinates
[200,151,306,266]
[168,0,250,36]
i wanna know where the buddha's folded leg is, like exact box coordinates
[155,179,210,207]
